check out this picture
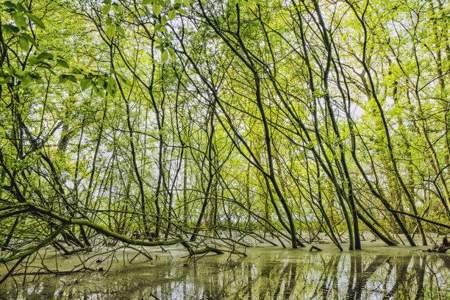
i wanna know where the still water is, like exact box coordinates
[1,245,449,299]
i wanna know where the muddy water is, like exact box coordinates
[1,244,449,299]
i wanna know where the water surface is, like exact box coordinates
[2,245,449,299]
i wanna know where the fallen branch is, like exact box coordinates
[26,202,183,247]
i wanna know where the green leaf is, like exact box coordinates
[105,17,116,37]
[161,50,168,63]
[93,82,105,96]
[168,47,175,58]
[59,74,77,83]
[36,62,52,69]
[153,4,162,15]
[105,24,116,37]
[117,26,125,37]
[107,76,116,95]
[19,33,35,45]
[13,12,27,29]
[21,72,33,86]
[80,78,91,90]
[28,72,42,80]
[3,1,16,8]
[2,24,20,34]
[168,9,176,20]
[16,3,27,13]
[56,58,69,68]
[30,52,54,64]
[0,74,11,84]
[27,14,45,29]
[37,52,53,61]
[154,23,163,32]
[71,68,83,74]
[18,34,29,50]
[102,0,112,15]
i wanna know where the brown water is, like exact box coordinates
[1,245,449,299]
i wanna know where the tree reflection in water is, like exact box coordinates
[2,248,449,299]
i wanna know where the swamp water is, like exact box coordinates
[1,244,449,299]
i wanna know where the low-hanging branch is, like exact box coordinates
[389,209,450,230]
[24,202,184,247]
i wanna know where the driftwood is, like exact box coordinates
[181,240,224,257]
